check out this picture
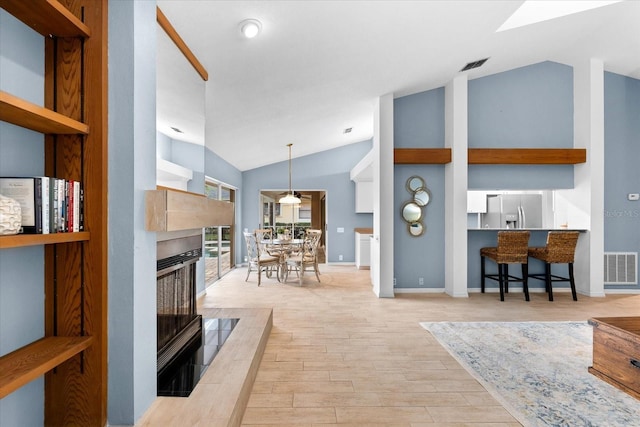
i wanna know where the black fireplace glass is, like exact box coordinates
[157,317,239,397]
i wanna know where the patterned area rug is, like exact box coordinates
[420,321,640,427]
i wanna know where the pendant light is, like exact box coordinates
[279,143,301,204]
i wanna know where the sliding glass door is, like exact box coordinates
[205,179,235,285]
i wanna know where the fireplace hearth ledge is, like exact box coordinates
[137,307,273,426]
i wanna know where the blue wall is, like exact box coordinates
[604,72,640,288]
[241,141,373,263]
[0,10,46,427]
[393,88,446,288]
[468,61,575,190]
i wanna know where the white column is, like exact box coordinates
[372,93,395,297]
[444,75,469,297]
[573,59,606,297]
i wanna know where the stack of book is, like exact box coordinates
[0,177,83,234]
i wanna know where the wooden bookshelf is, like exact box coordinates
[0,232,90,249]
[468,148,587,164]
[0,336,93,399]
[0,0,108,425]
[0,91,89,135]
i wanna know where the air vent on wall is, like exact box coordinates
[460,57,489,72]
[604,252,638,285]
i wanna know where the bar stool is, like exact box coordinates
[528,231,579,301]
[481,231,531,301]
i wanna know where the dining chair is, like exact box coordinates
[254,228,276,255]
[243,231,280,286]
[528,231,579,301]
[284,229,322,285]
[480,230,531,301]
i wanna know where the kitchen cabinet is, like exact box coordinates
[0,0,108,425]
[355,229,373,269]
[355,181,373,213]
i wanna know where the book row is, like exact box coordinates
[0,177,83,234]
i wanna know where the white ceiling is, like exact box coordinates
[156,0,640,172]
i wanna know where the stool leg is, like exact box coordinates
[504,264,509,293]
[522,263,530,301]
[545,263,553,301]
[481,256,486,293]
[498,263,505,301]
[568,263,577,301]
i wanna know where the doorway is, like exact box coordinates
[259,190,326,263]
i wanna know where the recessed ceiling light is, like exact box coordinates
[497,0,621,32]
[239,19,262,39]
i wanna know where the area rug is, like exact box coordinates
[420,321,640,427]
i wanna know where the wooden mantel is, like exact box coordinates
[146,187,234,232]
[392,148,586,165]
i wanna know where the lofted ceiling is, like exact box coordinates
[156,0,640,172]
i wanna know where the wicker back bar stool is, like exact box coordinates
[528,231,580,301]
[481,231,531,301]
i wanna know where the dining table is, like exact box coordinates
[261,238,303,282]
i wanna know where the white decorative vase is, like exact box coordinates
[0,194,22,235]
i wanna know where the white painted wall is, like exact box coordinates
[445,75,469,297]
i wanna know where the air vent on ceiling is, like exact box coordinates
[460,57,489,72]
[170,126,183,133]
[343,127,352,134]
[604,252,637,285]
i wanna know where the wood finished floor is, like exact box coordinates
[198,264,640,426]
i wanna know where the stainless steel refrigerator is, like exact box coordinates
[482,194,542,229]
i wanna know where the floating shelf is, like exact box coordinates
[394,148,452,164]
[0,232,90,249]
[468,148,586,164]
[0,91,89,135]
[0,336,93,399]
[0,0,91,37]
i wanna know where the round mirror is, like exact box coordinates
[413,188,431,206]
[402,201,422,223]
[406,176,425,193]
[408,221,424,236]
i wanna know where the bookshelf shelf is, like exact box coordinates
[0,232,90,249]
[0,91,89,135]
[0,0,91,38]
[0,336,93,399]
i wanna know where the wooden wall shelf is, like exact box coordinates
[0,91,89,135]
[0,0,91,37]
[146,187,234,232]
[0,232,90,249]
[468,148,586,164]
[0,336,93,399]
[394,148,452,164]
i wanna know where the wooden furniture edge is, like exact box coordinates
[394,148,452,164]
[0,90,89,134]
[0,0,91,37]
[0,336,93,399]
[468,148,586,164]
[0,231,90,249]
[156,6,208,81]
[588,367,640,400]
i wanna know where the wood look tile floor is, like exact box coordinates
[164,264,640,426]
